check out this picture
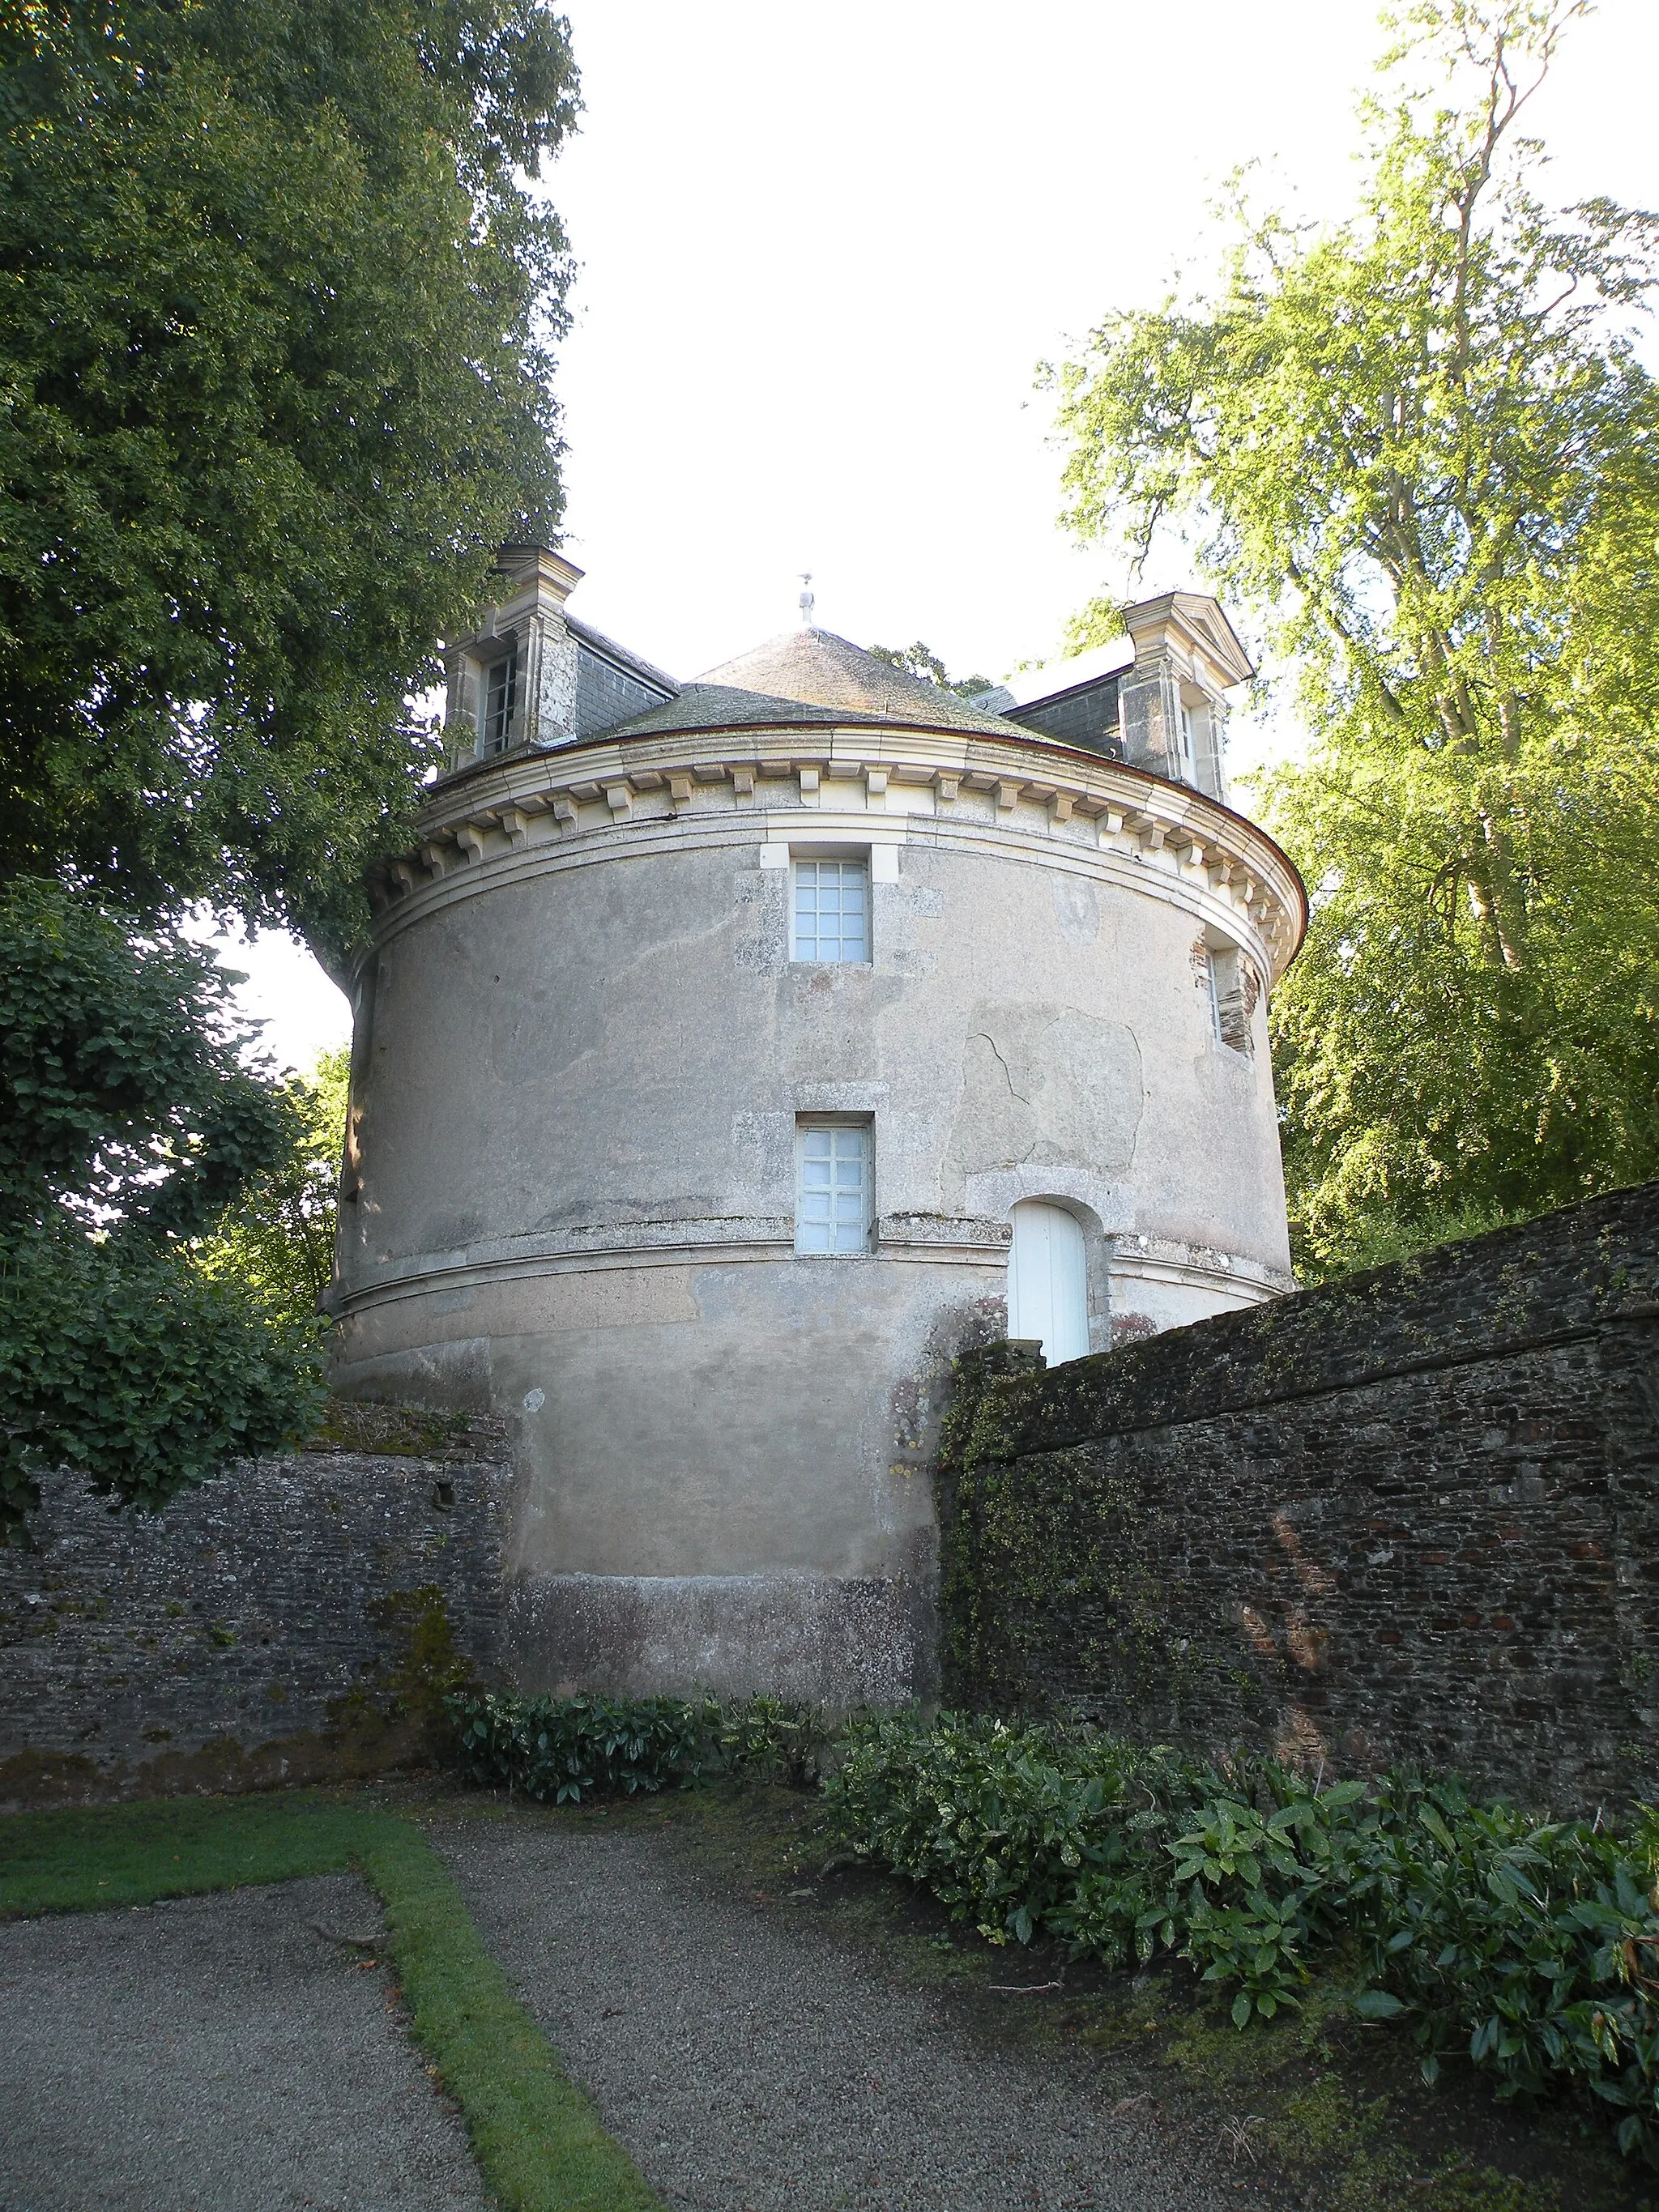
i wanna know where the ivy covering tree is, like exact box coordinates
[0,880,328,1541]
[1050,0,1659,1272]
[0,0,579,968]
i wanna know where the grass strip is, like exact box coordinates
[0,1792,660,2212]
[363,1818,659,2210]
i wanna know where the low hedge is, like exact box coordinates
[446,1690,834,1802]
[446,1693,1659,2168]
[822,1713,1659,2169]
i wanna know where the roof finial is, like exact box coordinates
[798,572,815,629]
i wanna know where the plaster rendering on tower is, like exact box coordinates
[329,547,1307,1706]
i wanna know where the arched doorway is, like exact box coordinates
[1007,1201,1090,1366]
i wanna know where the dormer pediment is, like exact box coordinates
[1123,590,1256,691]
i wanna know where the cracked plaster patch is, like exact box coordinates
[941,1005,1142,1205]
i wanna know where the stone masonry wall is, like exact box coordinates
[0,1405,512,1809]
[937,1183,1659,1811]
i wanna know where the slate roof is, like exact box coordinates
[565,613,678,699]
[603,628,1026,743]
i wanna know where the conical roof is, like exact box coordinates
[605,628,1023,742]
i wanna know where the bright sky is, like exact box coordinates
[228,0,1659,1070]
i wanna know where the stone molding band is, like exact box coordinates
[332,1223,1288,1320]
[369,722,1308,983]
[1108,1241,1296,1302]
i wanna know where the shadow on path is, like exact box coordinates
[438,1818,1239,2212]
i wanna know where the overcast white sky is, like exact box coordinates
[228,0,1659,1070]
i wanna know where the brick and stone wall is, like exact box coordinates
[0,1404,511,1810]
[936,1183,1659,1811]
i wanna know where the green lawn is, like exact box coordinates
[0,1791,660,2212]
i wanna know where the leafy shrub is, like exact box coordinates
[713,1694,840,1788]
[822,1714,1659,2168]
[0,1213,326,1537]
[450,1693,710,1804]
[822,1710,1211,1951]
[449,1690,838,1803]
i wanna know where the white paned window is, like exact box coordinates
[792,859,868,962]
[1007,1200,1090,1365]
[480,646,518,753]
[795,1123,872,1255]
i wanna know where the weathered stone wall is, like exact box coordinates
[937,1183,1659,1811]
[0,1407,512,1809]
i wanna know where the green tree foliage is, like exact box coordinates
[868,641,994,698]
[0,880,326,1540]
[1058,595,1126,657]
[1048,0,1659,1272]
[0,0,579,968]
[198,1048,350,1322]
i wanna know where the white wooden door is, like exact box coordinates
[1007,1202,1090,1365]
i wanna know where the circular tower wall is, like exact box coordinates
[331,641,1305,1705]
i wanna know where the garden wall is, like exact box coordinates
[936,1182,1659,1811]
[0,1404,511,1810]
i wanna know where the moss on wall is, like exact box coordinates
[934,1183,1659,1809]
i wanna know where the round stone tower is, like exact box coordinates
[331,548,1306,1704]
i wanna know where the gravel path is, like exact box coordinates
[0,1873,488,2212]
[439,1818,1239,2212]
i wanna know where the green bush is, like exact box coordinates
[450,1692,709,1803]
[0,1213,326,1536]
[448,1690,839,1805]
[711,1692,840,1789]
[822,1714,1659,2168]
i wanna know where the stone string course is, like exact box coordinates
[936,1182,1659,1811]
[0,1408,511,1809]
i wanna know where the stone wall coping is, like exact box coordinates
[966,1180,1659,1462]
[303,1400,510,1462]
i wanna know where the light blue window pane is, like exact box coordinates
[792,860,868,962]
[795,1123,871,1254]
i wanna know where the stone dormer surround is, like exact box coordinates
[443,544,585,757]
[370,718,1307,991]
[1118,592,1256,801]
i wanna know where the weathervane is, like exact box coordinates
[798,572,815,628]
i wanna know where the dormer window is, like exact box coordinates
[480,645,518,754]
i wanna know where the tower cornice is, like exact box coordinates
[369,718,1307,984]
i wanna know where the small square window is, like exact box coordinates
[792,858,868,962]
[795,1121,872,1255]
